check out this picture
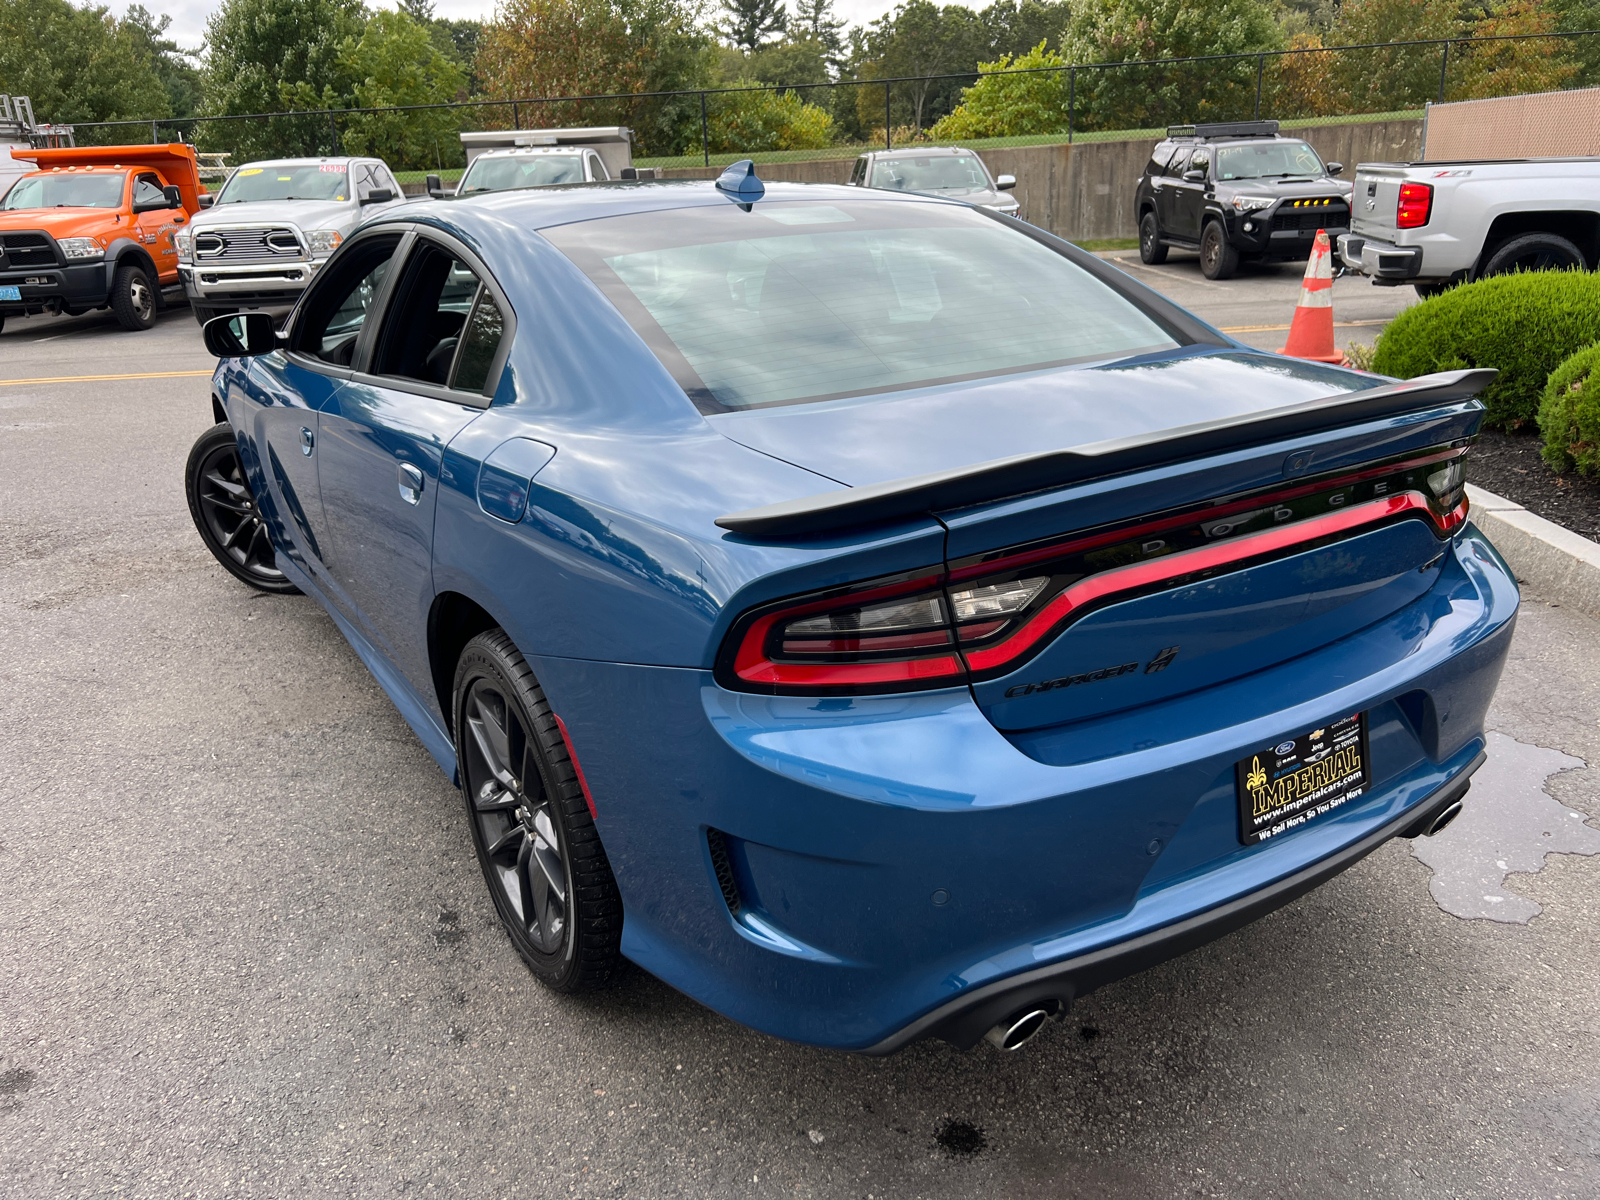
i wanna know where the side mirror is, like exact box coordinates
[360,188,395,206]
[163,184,183,207]
[1182,169,1205,183]
[203,311,279,358]
[198,193,215,208]
[995,174,1016,191]
[620,167,638,180]
[425,173,444,198]
[1326,162,1344,176]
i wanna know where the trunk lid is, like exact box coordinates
[1349,165,1413,240]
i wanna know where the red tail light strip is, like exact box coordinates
[963,491,1464,674]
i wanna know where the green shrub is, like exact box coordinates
[706,86,834,153]
[1538,341,1600,475]
[930,43,1070,141]
[1368,270,1600,429]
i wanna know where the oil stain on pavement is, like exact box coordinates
[1413,730,1598,922]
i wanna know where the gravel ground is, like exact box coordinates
[3,296,1599,1200]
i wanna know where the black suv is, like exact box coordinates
[1134,121,1353,279]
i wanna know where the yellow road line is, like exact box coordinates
[1221,319,1390,334]
[0,369,214,386]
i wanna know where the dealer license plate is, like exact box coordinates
[0,286,20,301]
[1236,712,1369,845]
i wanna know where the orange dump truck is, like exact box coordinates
[0,143,203,332]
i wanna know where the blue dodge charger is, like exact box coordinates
[185,164,1517,1053]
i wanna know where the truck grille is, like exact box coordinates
[1272,203,1350,233]
[193,226,304,262]
[1,233,56,268]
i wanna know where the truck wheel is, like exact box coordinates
[1139,212,1168,265]
[1414,282,1453,300]
[1480,233,1585,279]
[109,263,157,331]
[1199,221,1239,280]
[193,304,236,326]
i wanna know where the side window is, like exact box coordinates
[452,290,506,395]
[372,241,485,387]
[1163,146,1189,176]
[589,153,609,182]
[1143,145,1171,178]
[293,236,401,366]
[133,173,166,207]
[379,167,401,196]
[850,157,866,185]
[1188,150,1209,177]
[356,164,380,198]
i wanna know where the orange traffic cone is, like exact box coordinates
[1280,229,1345,365]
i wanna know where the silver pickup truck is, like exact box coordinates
[1337,158,1600,297]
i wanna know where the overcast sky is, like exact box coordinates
[119,0,910,55]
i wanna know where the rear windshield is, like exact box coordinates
[3,172,125,209]
[1215,140,1326,181]
[217,164,348,204]
[870,155,991,194]
[545,200,1181,411]
[459,154,585,194]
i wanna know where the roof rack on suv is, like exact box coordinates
[1166,120,1280,140]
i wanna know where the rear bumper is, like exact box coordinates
[532,524,1519,1052]
[1338,233,1424,280]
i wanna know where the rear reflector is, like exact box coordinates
[716,445,1472,696]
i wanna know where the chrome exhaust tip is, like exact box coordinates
[1424,799,1464,837]
[983,1008,1050,1051]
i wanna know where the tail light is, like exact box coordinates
[1397,182,1432,229]
[717,445,1472,696]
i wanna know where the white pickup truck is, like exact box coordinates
[1337,158,1600,297]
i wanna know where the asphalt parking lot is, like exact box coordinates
[4,282,1598,1200]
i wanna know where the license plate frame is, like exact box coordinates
[0,285,20,301]
[1236,712,1370,845]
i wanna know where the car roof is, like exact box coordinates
[474,147,592,158]
[865,146,974,158]
[369,179,958,235]
[236,157,369,168]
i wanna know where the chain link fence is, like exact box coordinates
[56,30,1600,183]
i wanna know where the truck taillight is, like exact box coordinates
[1397,182,1432,229]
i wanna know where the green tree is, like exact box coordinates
[853,0,985,134]
[706,79,833,148]
[931,40,1068,138]
[793,0,845,70]
[122,5,202,120]
[337,9,465,169]
[720,0,787,51]
[978,0,1068,59]
[1062,0,1283,130]
[200,0,368,159]
[0,0,170,127]
[398,0,480,94]
[1324,0,1459,112]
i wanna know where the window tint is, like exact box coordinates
[133,174,166,206]
[546,201,1180,412]
[373,242,482,386]
[295,236,400,366]
[452,290,506,394]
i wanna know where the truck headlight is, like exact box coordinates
[306,229,343,257]
[1231,195,1275,212]
[57,237,104,261]
[174,230,193,261]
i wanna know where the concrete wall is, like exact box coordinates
[654,116,1424,242]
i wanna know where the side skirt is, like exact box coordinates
[275,553,459,785]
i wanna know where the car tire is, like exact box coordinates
[1199,221,1239,280]
[185,422,300,594]
[193,304,236,326]
[1480,232,1586,279]
[1139,212,1168,264]
[454,630,624,993]
[109,262,157,331]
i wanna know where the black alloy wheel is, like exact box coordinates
[1199,220,1239,280]
[1480,232,1586,279]
[454,630,623,992]
[185,422,299,594]
[1139,211,1168,265]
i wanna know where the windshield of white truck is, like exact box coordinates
[547,200,1180,412]
[871,155,990,194]
[1215,141,1326,181]
[458,154,585,194]
[217,164,349,203]
[3,171,126,209]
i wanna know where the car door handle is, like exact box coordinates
[299,427,314,456]
[398,462,424,506]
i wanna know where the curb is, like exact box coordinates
[1467,482,1600,619]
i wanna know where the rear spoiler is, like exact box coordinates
[714,368,1497,538]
